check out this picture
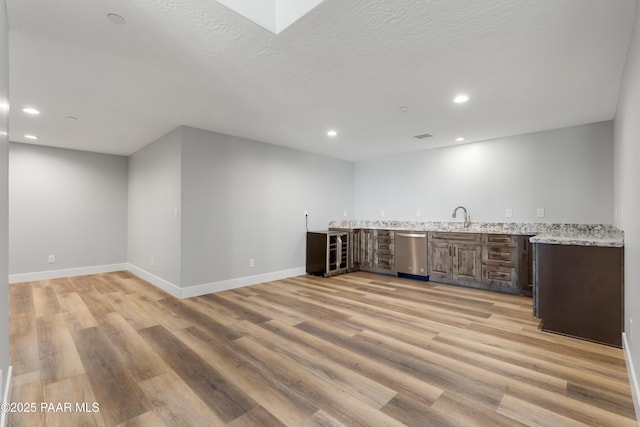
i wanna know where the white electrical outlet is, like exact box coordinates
[151,257,155,266]
[249,258,255,268]
[343,210,347,217]
[536,208,545,218]
[380,210,385,217]
[505,208,513,218]
[48,255,56,264]
[416,209,422,218]
[304,210,308,216]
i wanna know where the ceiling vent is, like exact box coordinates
[414,133,433,139]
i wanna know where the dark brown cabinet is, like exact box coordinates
[535,243,623,347]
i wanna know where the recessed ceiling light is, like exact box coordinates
[107,13,126,25]
[0,131,7,136]
[24,134,39,140]
[327,130,338,137]
[22,107,40,115]
[0,102,9,111]
[455,137,465,142]
[66,116,78,120]
[399,106,408,112]
[454,94,469,104]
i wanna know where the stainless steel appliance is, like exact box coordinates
[306,230,349,277]
[395,231,428,279]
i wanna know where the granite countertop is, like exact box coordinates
[328,220,624,248]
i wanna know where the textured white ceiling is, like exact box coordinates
[215,0,327,34]
[5,0,637,161]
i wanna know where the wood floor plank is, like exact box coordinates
[174,325,318,426]
[226,406,285,427]
[104,292,157,331]
[9,312,39,376]
[138,371,226,427]
[9,282,34,316]
[101,312,169,382]
[232,335,407,427]
[429,391,528,427]
[262,319,444,405]
[139,325,257,423]
[58,292,98,331]
[33,283,62,318]
[115,410,167,427]
[156,297,244,340]
[42,374,105,427]
[8,271,638,426]
[71,326,152,426]
[497,394,591,427]
[233,320,397,409]
[296,319,504,410]
[37,313,85,384]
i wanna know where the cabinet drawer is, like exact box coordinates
[482,265,518,289]
[482,234,517,247]
[429,232,481,244]
[482,245,518,266]
[375,230,394,244]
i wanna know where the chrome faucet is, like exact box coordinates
[452,206,470,228]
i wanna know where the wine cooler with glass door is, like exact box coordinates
[306,230,349,277]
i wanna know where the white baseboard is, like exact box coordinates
[8,263,128,284]
[179,267,306,299]
[125,263,181,299]
[9,262,306,299]
[622,332,640,426]
[0,365,13,427]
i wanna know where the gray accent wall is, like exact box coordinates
[127,128,182,286]
[0,0,8,402]
[615,0,640,406]
[355,121,614,224]
[9,143,128,275]
[180,126,354,288]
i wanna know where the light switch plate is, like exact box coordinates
[505,208,513,218]
[536,208,545,218]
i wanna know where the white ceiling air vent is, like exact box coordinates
[414,133,433,139]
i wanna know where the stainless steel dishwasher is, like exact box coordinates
[395,231,428,279]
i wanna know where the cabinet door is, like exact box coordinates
[350,229,361,270]
[453,244,482,283]
[428,241,452,281]
[359,229,373,271]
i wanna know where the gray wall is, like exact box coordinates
[0,0,8,402]
[180,126,354,287]
[615,0,640,404]
[9,143,128,276]
[127,128,182,286]
[355,121,614,224]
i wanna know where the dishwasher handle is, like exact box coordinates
[395,233,426,238]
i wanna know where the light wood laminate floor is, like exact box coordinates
[7,271,637,426]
